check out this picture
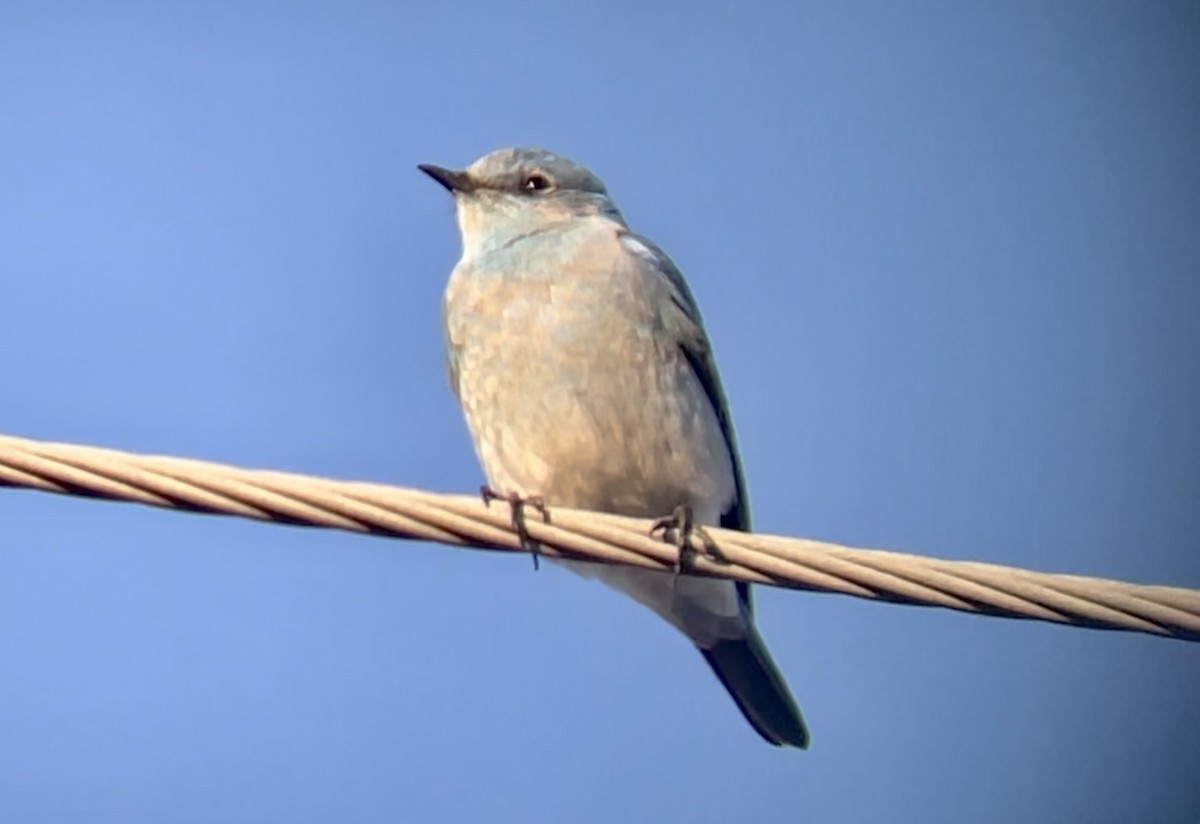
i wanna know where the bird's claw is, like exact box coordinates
[649,504,724,577]
[482,486,548,570]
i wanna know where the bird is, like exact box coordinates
[420,146,809,748]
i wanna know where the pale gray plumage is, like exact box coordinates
[420,146,809,748]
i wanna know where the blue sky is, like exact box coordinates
[2,2,1198,822]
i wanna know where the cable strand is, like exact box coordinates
[2,433,1197,641]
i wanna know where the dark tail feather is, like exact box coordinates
[700,627,810,749]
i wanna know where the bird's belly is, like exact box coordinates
[459,306,734,522]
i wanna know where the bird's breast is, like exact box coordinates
[445,260,735,521]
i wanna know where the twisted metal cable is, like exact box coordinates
[1,433,1197,641]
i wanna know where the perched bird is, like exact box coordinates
[420,147,809,748]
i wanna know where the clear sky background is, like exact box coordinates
[2,2,1198,822]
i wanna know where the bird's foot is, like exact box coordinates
[481,486,549,570]
[649,504,725,576]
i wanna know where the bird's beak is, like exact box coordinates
[418,164,476,194]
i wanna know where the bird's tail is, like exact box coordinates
[700,626,810,748]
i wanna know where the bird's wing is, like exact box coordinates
[618,229,754,609]
[441,284,465,402]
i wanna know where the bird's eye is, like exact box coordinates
[523,173,551,191]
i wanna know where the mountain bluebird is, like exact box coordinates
[420,147,810,748]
